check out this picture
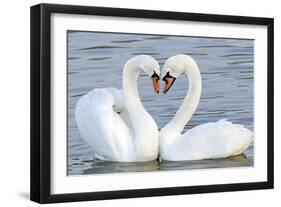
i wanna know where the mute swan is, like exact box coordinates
[75,55,160,162]
[160,54,253,161]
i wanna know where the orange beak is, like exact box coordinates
[152,78,160,93]
[163,77,176,94]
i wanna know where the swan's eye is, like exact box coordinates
[162,72,175,81]
[151,71,160,80]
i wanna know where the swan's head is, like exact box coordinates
[138,55,160,93]
[162,54,194,94]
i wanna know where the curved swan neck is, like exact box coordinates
[164,58,202,134]
[122,57,145,113]
[122,56,159,160]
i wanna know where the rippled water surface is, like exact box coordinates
[67,31,254,175]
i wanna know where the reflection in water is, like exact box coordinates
[69,154,252,175]
[160,154,252,171]
[83,160,160,174]
[67,31,254,175]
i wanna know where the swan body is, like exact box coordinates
[160,54,253,161]
[75,55,160,162]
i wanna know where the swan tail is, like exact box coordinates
[217,119,253,156]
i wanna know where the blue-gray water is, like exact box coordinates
[67,31,254,175]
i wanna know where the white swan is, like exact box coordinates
[159,54,253,161]
[75,55,160,162]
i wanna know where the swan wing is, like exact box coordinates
[75,88,133,161]
[214,119,253,156]
[165,119,253,161]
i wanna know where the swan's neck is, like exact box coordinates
[122,58,158,160]
[163,61,202,134]
[122,60,145,115]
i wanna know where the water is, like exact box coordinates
[67,31,254,175]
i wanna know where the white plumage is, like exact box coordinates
[160,119,253,161]
[75,55,160,162]
[75,88,133,161]
[160,55,253,161]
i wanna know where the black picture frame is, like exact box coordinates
[30,3,274,204]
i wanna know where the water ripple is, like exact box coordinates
[79,45,127,51]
